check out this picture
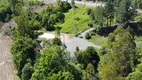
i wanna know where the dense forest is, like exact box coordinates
[0,0,142,80]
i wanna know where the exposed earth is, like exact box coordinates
[0,34,14,80]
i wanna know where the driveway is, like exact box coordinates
[65,37,101,57]
[78,28,95,39]
[39,29,102,58]
[65,28,101,58]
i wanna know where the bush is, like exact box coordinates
[57,12,65,22]
[88,21,93,27]
[5,14,11,22]
[58,1,72,12]
[38,2,45,6]
[21,63,33,80]
[87,8,92,15]
[75,46,100,71]
[33,20,41,30]
[75,17,80,21]
[85,32,91,39]
[28,0,45,6]
[52,37,62,45]
[0,4,12,22]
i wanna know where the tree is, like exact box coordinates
[56,12,65,22]
[100,27,137,79]
[105,0,114,26]
[66,62,82,80]
[75,46,100,71]
[136,63,142,72]
[126,71,142,80]
[90,6,106,27]
[21,63,33,80]
[85,32,91,39]
[117,0,135,24]
[0,0,12,22]
[49,71,74,80]
[57,1,71,12]
[9,0,18,11]
[100,64,119,80]
[14,3,33,37]
[31,46,70,80]
[52,37,62,45]
[11,36,36,77]
[82,63,97,80]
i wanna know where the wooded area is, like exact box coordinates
[0,0,142,80]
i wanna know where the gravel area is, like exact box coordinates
[65,37,101,58]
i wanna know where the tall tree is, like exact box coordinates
[75,46,100,71]
[14,3,32,37]
[82,63,97,80]
[11,36,36,77]
[90,6,105,27]
[105,0,114,26]
[126,71,142,80]
[31,46,70,80]
[100,27,137,79]
[21,63,33,80]
[117,0,135,24]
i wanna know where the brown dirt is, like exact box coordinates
[0,34,14,80]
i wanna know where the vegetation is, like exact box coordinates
[0,0,141,80]
[59,6,90,34]
[88,35,108,46]
[0,0,12,22]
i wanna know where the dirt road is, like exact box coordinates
[0,34,14,80]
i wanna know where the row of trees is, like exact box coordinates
[99,26,142,80]
[10,0,72,80]
[11,1,39,79]
[90,0,136,28]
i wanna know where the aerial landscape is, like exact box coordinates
[0,0,142,80]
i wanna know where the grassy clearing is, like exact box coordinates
[88,35,108,46]
[135,36,142,48]
[58,6,90,34]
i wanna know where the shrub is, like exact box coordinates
[33,20,41,30]
[52,37,62,45]
[85,32,91,39]
[58,1,71,12]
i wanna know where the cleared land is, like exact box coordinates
[0,34,14,80]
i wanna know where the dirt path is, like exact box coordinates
[0,34,14,80]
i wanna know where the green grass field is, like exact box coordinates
[58,6,90,34]
[88,35,108,46]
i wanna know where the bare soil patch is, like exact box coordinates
[0,34,14,80]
